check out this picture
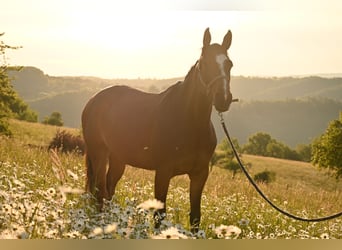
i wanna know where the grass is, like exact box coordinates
[0,120,341,239]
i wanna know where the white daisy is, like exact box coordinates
[152,227,188,239]
[104,223,118,234]
[214,224,242,239]
[72,219,86,232]
[138,199,164,211]
[89,227,103,238]
[320,233,329,239]
[67,169,79,181]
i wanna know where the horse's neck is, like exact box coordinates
[181,65,213,122]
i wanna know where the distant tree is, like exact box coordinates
[243,132,272,156]
[0,33,38,135]
[42,111,64,126]
[312,113,342,179]
[243,132,301,161]
[266,141,284,158]
[296,144,312,162]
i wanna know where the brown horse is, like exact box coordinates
[81,28,233,231]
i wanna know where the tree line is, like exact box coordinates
[215,113,342,179]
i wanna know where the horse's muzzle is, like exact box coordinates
[214,92,233,112]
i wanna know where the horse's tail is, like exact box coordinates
[85,153,94,193]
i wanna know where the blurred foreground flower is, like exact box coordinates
[89,227,103,238]
[152,227,188,239]
[67,169,79,181]
[59,186,83,194]
[320,233,329,239]
[214,224,242,239]
[138,199,164,211]
[104,223,118,234]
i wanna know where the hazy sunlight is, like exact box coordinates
[2,0,342,78]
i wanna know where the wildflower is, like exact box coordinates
[109,205,121,215]
[256,232,263,239]
[117,228,131,239]
[0,190,9,199]
[58,186,83,204]
[18,231,29,239]
[0,229,17,239]
[10,223,25,234]
[45,188,56,199]
[59,186,83,195]
[194,230,206,239]
[67,169,79,181]
[65,231,82,239]
[152,227,188,239]
[10,208,20,220]
[238,218,250,227]
[104,223,118,234]
[89,227,103,238]
[72,219,86,232]
[73,209,87,218]
[35,215,46,223]
[248,231,255,239]
[1,204,12,215]
[12,179,25,189]
[214,224,242,239]
[269,233,276,239]
[57,191,67,204]
[16,203,26,214]
[138,199,164,211]
[45,229,59,239]
[320,233,329,239]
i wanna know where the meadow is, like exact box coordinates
[0,120,341,239]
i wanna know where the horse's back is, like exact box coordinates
[82,85,158,124]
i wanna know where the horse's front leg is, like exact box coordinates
[154,170,171,229]
[189,167,209,233]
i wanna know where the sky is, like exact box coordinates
[1,0,342,78]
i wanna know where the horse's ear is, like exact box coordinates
[222,30,232,50]
[203,28,211,47]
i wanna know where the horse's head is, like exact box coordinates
[197,28,233,112]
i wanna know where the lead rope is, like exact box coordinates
[219,112,342,222]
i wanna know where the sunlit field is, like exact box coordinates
[0,120,341,239]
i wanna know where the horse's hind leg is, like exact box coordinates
[106,153,125,199]
[86,149,109,208]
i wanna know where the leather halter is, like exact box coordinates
[195,61,230,94]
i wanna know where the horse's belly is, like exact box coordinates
[120,145,200,174]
